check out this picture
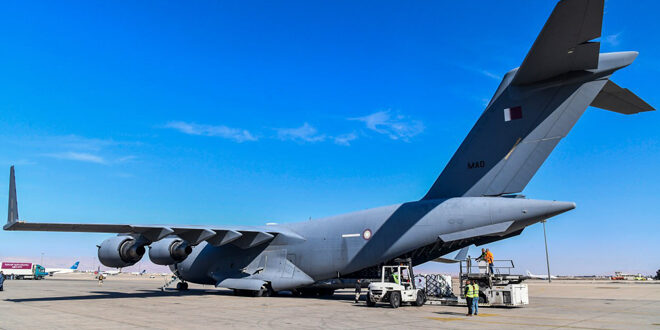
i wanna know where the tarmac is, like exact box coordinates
[0,274,659,329]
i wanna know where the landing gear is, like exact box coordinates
[254,284,273,297]
[318,289,335,297]
[176,282,189,290]
[290,288,333,297]
[234,284,274,297]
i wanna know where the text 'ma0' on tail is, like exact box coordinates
[423,0,654,200]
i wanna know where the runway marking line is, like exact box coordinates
[426,317,465,322]
[426,316,604,329]
[490,313,651,326]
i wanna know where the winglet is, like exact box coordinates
[432,246,470,264]
[454,246,469,261]
[6,166,18,229]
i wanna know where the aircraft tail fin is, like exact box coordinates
[526,270,533,277]
[6,166,18,228]
[422,1,653,200]
[71,261,80,270]
[512,0,604,86]
[590,80,655,115]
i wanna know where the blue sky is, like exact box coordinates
[0,1,658,275]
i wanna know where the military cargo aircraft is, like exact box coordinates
[4,0,654,296]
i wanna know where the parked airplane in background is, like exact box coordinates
[103,269,121,276]
[45,261,79,275]
[131,270,147,276]
[527,270,558,280]
[3,0,654,296]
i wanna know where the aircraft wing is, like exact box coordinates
[512,0,604,85]
[4,167,304,248]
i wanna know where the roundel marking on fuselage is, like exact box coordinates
[362,229,372,240]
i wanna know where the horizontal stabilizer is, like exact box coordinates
[512,0,603,85]
[591,80,655,114]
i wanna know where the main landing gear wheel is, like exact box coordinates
[318,289,335,297]
[389,291,401,309]
[254,284,273,297]
[176,282,189,290]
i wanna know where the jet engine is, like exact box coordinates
[148,238,192,265]
[97,236,147,268]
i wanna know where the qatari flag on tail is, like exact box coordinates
[504,106,523,121]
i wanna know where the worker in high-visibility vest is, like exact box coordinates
[392,270,400,284]
[485,249,494,274]
[471,281,480,316]
[464,280,473,316]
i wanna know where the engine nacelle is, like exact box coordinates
[98,236,146,268]
[148,238,192,265]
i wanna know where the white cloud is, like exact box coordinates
[165,121,257,142]
[46,152,106,164]
[350,111,424,141]
[480,70,501,80]
[333,132,358,146]
[605,32,622,47]
[456,64,502,81]
[276,123,326,143]
[116,155,137,163]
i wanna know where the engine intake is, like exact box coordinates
[148,238,192,265]
[98,236,146,268]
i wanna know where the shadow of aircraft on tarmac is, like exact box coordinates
[5,289,360,303]
[4,289,224,303]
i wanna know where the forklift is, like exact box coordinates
[366,258,426,308]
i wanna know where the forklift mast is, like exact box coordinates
[393,257,416,289]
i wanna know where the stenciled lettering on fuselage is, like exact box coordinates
[467,161,485,169]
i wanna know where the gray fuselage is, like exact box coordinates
[176,197,573,290]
